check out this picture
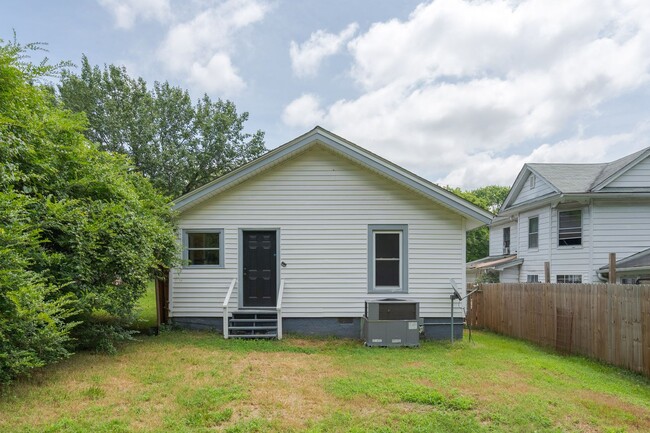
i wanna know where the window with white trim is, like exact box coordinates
[528,216,539,249]
[557,274,582,284]
[558,210,582,246]
[527,274,539,283]
[368,225,408,293]
[184,229,224,266]
[529,174,536,189]
[503,227,511,254]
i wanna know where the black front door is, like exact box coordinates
[242,231,277,307]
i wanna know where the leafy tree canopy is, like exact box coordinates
[446,185,510,262]
[0,40,177,383]
[58,56,267,198]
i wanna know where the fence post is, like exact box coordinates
[609,253,617,283]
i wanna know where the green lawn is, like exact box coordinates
[1,329,649,433]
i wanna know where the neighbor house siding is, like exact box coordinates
[512,173,555,206]
[591,200,650,280]
[517,206,551,282]
[547,204,592,282]
[488,222,517,256]
[171,146,466,319]
[604,157,650,189]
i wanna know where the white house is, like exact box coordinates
[170,127,492,340]
[468,147,650,284]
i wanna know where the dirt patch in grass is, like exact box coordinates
[577,389,650,432]
[231,351,341,429]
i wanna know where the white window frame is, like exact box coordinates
[556,274,582,284]
[503,227,511,254]
[558,209,582,247]
[183,229,224,268]
[528,216,539,249]
[526,274,539,283]
[368,225,408,293]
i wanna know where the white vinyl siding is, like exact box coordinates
[172,146,466,319]
[605,157,650,189]
[591,200,650,281]
[517,207,550,282]
[512,172,555,206]
[488,223,517,256]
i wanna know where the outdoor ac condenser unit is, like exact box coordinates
[362,299,422,347]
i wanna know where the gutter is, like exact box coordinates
[597,265,650,282]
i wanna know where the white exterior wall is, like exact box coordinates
[605,158,650,189]
[517,206,551,282]
[512,173,555,206]
[500,267,520,283]
[546,204,592,282]
[591,200,650,280]
[171,146,467,319]
[488,222,518,256]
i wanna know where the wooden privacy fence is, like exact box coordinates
[467,283,650,377]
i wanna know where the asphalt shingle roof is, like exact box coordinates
[526,147,649,193]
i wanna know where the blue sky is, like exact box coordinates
[4,0,650,189]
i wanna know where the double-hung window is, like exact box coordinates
[528,217,539,249]
[503,227,511,254]
[183,229,224,267]
[368,225,408,293]
[557,274,582,284]
[558,210,582,246]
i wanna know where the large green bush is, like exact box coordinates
[0,40,177,384]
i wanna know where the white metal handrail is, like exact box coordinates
[276,279,285,340]
[223,278,236,339]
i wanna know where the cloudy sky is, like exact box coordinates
[4,0,650,189]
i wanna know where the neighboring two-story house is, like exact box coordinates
[468,147,650,284]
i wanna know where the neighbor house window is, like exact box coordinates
[368,225,408,293]
[621,278,638,285]
[557,275,582,284]
[527,274,539,283]
[503,227,511,254]
[558,210,582,246]
[529,174,536,189]
[184,229,224,266]
[528,217,539,249]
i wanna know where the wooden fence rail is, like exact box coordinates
[467,283,650,377]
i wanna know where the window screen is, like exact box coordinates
[559,210,582,246]
[185,231,221,266]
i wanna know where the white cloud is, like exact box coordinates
[282,94,325,127]
[438,130,647,189]
[98,0,171,29]
[283,0,650,188]
[157,0,271,96]
[290,23,358,77]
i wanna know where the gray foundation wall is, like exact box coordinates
[171,316,464,341]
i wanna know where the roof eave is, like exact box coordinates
[173,127,493,226]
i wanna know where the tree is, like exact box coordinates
[58,56,266,198]
[446,185,510,262]
[0,39,177,383]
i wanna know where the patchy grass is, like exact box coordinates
[1,331,649,432]
[131,281,157,332]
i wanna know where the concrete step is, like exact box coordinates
[228,333,277,339]
[229,325,277,331]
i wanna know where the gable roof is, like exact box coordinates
[501,146,650,211]
[599,248,650,273]
[173,126,492,229]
